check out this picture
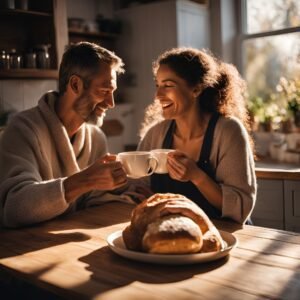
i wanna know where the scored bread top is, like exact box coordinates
[145,214,202,238]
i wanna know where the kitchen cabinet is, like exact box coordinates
[252,178,300,232]
[0,0,68,79]
[68,30,117,51]
[285,180,300,232]
[252,179,285,229]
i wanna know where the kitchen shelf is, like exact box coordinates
[0,69,58,79]
[0,0,68,80]
[68,29,118,40]
[68,29,117,50]
[0,8,52,17]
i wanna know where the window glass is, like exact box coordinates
[247,0,300,34]
[244,32,300,99]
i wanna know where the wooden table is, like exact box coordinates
[1,202,300,300]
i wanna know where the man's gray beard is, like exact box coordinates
[74,94,103,127]
[87,114,103,127]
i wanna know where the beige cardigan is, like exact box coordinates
[0,91,131,228]
[138,117,257,224]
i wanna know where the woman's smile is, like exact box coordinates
[161,101,173,110]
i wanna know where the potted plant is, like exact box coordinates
[276,77,300,128]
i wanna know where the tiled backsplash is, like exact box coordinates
[0,80,57,115]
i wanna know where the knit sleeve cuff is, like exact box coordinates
[221,184,244,224]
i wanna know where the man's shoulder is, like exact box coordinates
[7,106,41,129]
[86,124,107,143]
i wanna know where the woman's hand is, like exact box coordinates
[167,151,204,183]
[167,151,223,212]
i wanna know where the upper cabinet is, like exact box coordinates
[67,16,120,51]
[0,0,68,79]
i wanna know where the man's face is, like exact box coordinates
[74,63,117,126]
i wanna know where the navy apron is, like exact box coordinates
[151,113,221,219]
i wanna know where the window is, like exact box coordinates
[241,0,300,126]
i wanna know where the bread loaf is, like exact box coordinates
[122,193,224,254]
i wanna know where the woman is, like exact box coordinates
[138,47,256,224]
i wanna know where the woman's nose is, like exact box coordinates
[155,86,164,98]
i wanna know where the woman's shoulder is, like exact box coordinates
[142,119,172,138]
[217,115,247,136]
[139,120,172,150]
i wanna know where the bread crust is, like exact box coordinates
[122,193,224,253]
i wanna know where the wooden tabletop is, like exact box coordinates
[1,202,300,300]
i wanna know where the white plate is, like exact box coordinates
[106,230,237,265]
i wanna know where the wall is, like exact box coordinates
[67,0,98,20]
[66,0,114,20]
[0,80,57,115]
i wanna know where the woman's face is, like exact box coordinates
[155,64,197,120]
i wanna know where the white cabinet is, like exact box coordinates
[252,178,300,232]
[284,180,300,232]
[114,0,210,145]
[176,0,210,49]
[252,179,284,229]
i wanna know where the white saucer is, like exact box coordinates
[107,230,237,265]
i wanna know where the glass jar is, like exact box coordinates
[34,44,51,69]
[9,49,22,69]
[24,51,36,69]
[0,50,10,70]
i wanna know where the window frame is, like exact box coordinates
[237,0,300,77]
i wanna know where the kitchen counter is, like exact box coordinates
[255,159,300,180]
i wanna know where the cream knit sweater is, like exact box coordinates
[138,117,257,224]
[0,91,131,228]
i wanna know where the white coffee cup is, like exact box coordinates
[117,151,158,179]
[151,149,175,174]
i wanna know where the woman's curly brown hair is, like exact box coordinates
[139,47,254,152]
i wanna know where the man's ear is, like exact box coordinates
[192,84,202,98]
[69,75,83,95]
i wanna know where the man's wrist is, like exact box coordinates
[64,172,93,203]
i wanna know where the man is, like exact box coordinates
[0,42,131,228]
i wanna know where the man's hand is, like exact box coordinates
[64,154,127,203]
[83,154,127,190]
